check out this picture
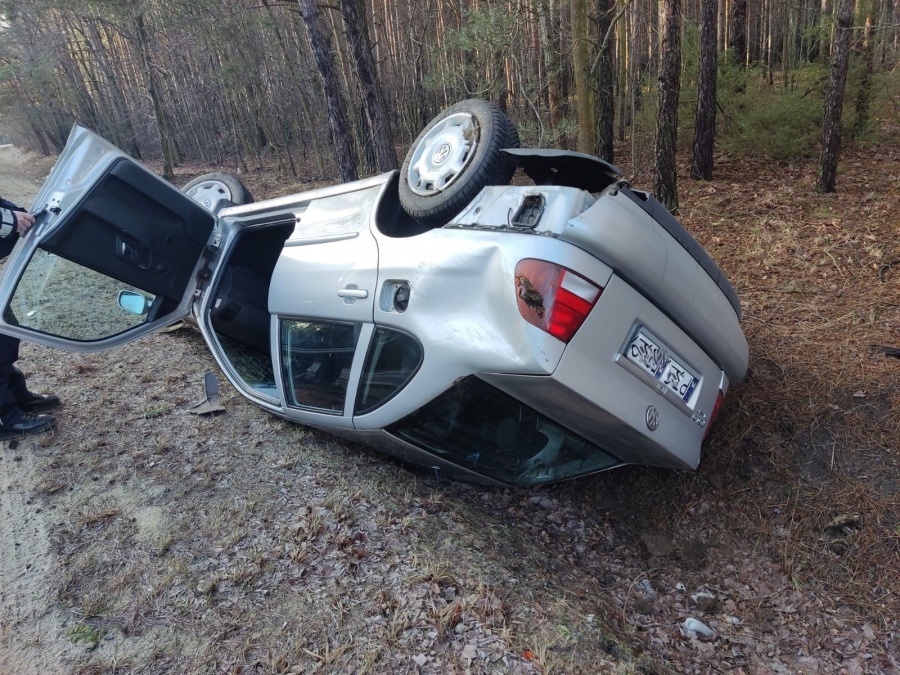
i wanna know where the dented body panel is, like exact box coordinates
[0,126,749,486]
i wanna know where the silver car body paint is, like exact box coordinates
[0,124,750,485]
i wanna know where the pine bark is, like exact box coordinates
[727,0,747,66]
[537,0,563,134]
[691,0,718,180]
[853,1,876,138]
[340,0,397,172]
[816,0,854,193]
[595,0,616,162]
[717,0,726,52]
[133,12,179,179]
[573,0,595,153]
[655,0,681,213]
[298,0,358,182]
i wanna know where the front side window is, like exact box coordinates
[281,319,359,413]
[5,248,152,341]
[355,328,422,415]
[388,376,621,486]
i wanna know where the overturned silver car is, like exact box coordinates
[0,100,748,486]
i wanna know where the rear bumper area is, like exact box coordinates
[484,275,729,470]
[565,188,749,383]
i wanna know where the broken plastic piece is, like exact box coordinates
[189,372,225,415]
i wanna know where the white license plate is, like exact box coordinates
[625,330,698,402]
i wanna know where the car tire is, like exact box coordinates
[181,172,254,213]
[399,99,519,226]
[503,114,520,155]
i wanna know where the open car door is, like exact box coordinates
[0,124,216,351]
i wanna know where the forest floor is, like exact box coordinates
[0,139,899,675]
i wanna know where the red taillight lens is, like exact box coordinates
[515,259,602,343]
[703,391,725,441]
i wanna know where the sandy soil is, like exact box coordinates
[0,147,79,672]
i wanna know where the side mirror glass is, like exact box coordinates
[118,290,152,316]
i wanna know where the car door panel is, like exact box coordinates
[0,124,216,351]
[40,158,213,301]
[273,321,374,430]
[185,180,386,427]
[255,184,383,427]
[268,186,380,324]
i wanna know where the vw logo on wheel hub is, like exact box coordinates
[431,142,451,165]
[645,405,660,431]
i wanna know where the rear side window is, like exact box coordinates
[355,328,422,415]
[388,376,621,486]
[281,319,359,413]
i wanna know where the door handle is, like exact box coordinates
[337,286,368,299]
[116,233,152,270]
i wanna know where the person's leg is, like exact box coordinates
[0,334,54,437]
[0,334,21,426]
[11,365,59,411]
[8,364,27,399]
[2,338,60,412]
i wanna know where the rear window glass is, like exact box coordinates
[355,328,422,415]
[388,376,620,486]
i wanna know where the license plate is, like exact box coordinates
[625,330,698,402]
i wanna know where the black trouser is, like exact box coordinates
[0,333,29,426]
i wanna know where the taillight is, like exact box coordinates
[703,391,725,441]
[515,259,602,343]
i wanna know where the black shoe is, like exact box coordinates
[0,413,54,440]
[19,393,61,413]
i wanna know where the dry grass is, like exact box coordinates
[680,149,900,606]
[4,141,899,673]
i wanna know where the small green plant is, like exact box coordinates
[67,622,106,650]
[720,83,824,159]
[143,404,173,419]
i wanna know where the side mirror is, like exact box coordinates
[117,290,152,316]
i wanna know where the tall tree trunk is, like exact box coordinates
[133,12,178,179]
[572,0,595,153]
[692,0,718,180]
[765,0,775,83]
[595,0,616,162]
[853,0,876,138]
[297,0,358,182]
[816,0,854,193]
[727,0,747,65]
[85,19,142,159]
[537,0,563,137]
[617,4,629,143]
[655,0,681,213]
[340,0,397,172]
[820,0,834,64]
[717,0,726,51]
[747,0,759,62]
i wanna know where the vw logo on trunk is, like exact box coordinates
[432,143,451,165]
[645,405,660,431]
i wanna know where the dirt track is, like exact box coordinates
[0,147,78,672]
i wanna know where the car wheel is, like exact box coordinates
[181,172,254,213]
[399,99,519,226]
